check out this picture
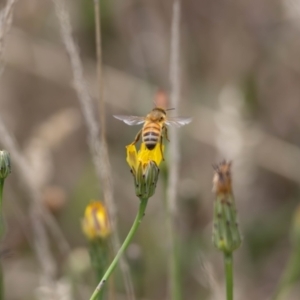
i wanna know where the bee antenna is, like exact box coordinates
[165,108,175,111]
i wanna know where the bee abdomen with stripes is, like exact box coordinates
[142,123,161,150]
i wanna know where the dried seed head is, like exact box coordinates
[212,160,241,253]
[212,160,232,195]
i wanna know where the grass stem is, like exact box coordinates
[224,252,233,300]
[89,198,149,300]
[93,0,106,140]
[0,179,4,239]
[0,179,4,300]
[272,242,300,299]
[166,0,182,299]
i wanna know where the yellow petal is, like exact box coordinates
[138,143,163,167]
[126,144,138,171]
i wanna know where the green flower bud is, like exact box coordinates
[134,161,159,199]
[212,194,241,253]
[291,205,300,245]
[0,151,11,179]
[0,151,10,239]
[127,143,162,199]
[212,161,241,254]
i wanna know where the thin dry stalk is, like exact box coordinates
[167,0,181,215]
[8,189,57,281]
[52,0,135,298]
[6,30,300,185]
[30,205,57,294]
[166,0,181,299]
[0,117,68,298]
[93,0,105,135]
[93,1,135,299]
[195,256,224,300]
[0,117,70,256]
[0,2,68,296]
[0,0,18,63]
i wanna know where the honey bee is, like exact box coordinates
[114,98,191,160]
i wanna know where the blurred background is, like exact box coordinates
[1,0,300,299]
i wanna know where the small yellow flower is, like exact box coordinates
[82,201,110,240]
[126,143,163,198]
[126,143,163,171]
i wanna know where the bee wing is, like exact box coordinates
[165,117,192,127]
[113,115,145,126]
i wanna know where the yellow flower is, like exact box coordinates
[126,143,163,170]
[126,143,163,199]
[82,201,110,240]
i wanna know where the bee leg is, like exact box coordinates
[160,135,165,161]
[164,126,170,142]
[131,129,142,145]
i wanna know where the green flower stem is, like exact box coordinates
[0,179,5,240]
[165,196,181,300]
[224,252,233,300]
[0,266,3,300]
[0,179,5,300]
[162,165,181,300]
[89,198,149,300]
[89,241,109,300]
[170,230,181,300]
[272,242,300,300]
[0,151,11,300]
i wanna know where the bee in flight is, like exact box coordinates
[114,97,191,160]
